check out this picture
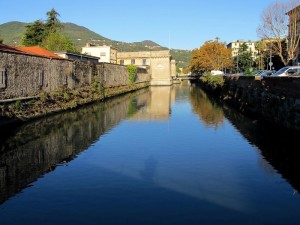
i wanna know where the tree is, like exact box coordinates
[45,8,63,34]
[41,32,78,52]
[21,9,77,53]
[257,0,300,65]
[236,43,255,74]
[21,20,46,46]
[190,40,233,73]
[255,41,267,70]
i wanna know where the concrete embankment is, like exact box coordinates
[198,75,300,132]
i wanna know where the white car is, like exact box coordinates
[211,70,224,75]
[270,66,300,77]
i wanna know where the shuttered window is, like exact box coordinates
[0,68,6,88]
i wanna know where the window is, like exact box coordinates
[0,68,6,88]
[38,70,44,87]
[120,60,124,65]
[131,59,135,65]
[142,59,147,65]
[100,52,106,56]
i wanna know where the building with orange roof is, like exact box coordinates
[17,46,63,59]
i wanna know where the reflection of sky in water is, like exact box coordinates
[1,86,300,225]
[86,91,298,215]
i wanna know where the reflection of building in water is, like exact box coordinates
[130,86,171,121]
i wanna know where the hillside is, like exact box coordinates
[0,21,191,67]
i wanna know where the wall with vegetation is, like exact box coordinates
[0,52,151,100]
[0,52,73,99]
[200,75,300,132]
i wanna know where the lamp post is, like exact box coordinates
[269,48,273,70]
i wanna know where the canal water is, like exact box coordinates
[0,84,300,225]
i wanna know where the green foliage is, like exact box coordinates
[14,100,22,111]
[41,32,78,52]
[127,99,137,117]
[21,8,65,48]
[0,21,191,67]
[170,49,192,68]
[200,73,224,90]
[39,91,49,103]
[45,9,63,34]
[21,20,46,46]
[236,44,255,73]
[127,65,137,83]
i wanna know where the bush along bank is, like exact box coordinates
[198,75,300,132]
[0,81,149,124]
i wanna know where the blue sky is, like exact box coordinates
[1,0,280,50]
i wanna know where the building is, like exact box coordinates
[117,50,176,86]
[54,51,99,64]
[287,5,300,65]
[0,44,73,100]
[227,40,258,59]
[81,43,117,64]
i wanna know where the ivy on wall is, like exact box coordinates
[127,65,137,83]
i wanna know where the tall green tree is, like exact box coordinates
[21,9,77,52]
[21,20,46,46]
[45,8,63,34]
[236,43,255,74]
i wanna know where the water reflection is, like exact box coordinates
[190,88,225,128]
[191,87,300,194]
[0,85,300,224]
[0,89,150,204]
[130,86,171,121]
[221,102,300,193]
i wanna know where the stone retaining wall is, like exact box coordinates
[0,52,151,100]
[200,76,300,132]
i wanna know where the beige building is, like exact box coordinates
[81,44,117,64]
[287,5,300,64]
[117,50,176,86]
[227,40,258,59]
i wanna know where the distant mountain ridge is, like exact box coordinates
[0,21,191,67]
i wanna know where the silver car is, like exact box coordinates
[270,66,300,77]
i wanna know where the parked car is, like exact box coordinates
[270,66,300,77]
[260,70,274,78]
[251,70,265,76]
[211,70,224,75]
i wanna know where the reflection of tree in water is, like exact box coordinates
[190,88,225,128]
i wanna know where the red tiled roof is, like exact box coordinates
[0,43,24,54]
[0,43,63,59]
[17,46,63,59]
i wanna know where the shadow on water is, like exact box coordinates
[190,86,300,194]
[0,88,150,204]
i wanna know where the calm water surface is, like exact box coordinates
[0,84,300,225]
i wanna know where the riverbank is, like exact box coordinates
[198,75,300,132]
[0,82,149,126]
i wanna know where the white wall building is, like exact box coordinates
[227,40,258,59]
[81,44,117,64]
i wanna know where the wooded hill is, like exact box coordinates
[0,21,191,68]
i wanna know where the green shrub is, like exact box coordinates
[127,65,137,83]
[200,73,224,90]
